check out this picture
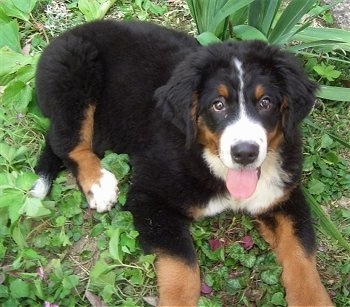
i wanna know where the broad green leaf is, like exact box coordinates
[232,25,268,41]
[0,0,37,21]
[11,223,28,249]
[101,152,130,180]
[320,134,333,149]
[15,172,36,190]
[20,197,51,218]
[78,0,100,21]
[58,227,71,246]
[90,258,116,287]
[2,80,33,112]
[9,279,30,298]
[0,47,36,85]
[314,64,341,82]
[0,8,12,23]
[196,32,221,46]
[261,268,281,285]
[271,292,285,306]
[308,178,325,194]
[0,188,25,210]
[15,64,37,83]
[0,142,18,164]
[109,227,121,262]
[62,275,79,290]
[240,253,256,268]
[324,151,339,164]
[11,0,38,14]
[78,0,117,21]
[0,20,21,52]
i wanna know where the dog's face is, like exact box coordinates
[156,41,317,200]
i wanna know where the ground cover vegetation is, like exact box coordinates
[0,0,349,306]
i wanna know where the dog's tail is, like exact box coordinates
[30,29,103,199]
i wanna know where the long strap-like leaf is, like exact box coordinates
[303,187,350,252]
[268,0,315,44]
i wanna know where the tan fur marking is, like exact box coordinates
[259,214,333,306]
[196,116,220,155]
[267,121,284,151]
[254,84,265,100]
[156,254,200,306]
[68,105,101,196]
[187,205,205,220]
[281,97,289,129]
[216,84,229,98]
[190,94,198,122]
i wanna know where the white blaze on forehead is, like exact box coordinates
[232,58,244,105]
[217,57,267,170]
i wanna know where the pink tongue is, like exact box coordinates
[226,168,258,200]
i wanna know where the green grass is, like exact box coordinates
[0,1,349,306]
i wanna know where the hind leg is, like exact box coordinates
[30,138,63,199]
[32,32,117,212]
[32,104,118,212]
[65,105,118,212]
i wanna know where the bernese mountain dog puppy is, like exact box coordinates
[31,20,333,306]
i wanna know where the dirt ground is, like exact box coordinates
[323,0,350,29]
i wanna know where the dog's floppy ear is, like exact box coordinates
[155,57,202,147]
[277,53,319,140]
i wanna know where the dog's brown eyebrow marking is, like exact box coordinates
[254,84,265,99]
[196,116,220,155]
[216,84,229,98]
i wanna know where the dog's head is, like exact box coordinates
[155,40,317,199]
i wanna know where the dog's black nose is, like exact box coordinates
[231,142,259,165]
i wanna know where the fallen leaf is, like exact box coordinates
[208,239,223,251]
[241,235,254,250]
[201,282,212,294]
[85,290,107,307]
[143,296,158,306]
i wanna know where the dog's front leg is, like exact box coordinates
[128,199,201,306]
[257,189,333,306]
[156,253,200,306]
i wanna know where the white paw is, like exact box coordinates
[87,169,118,212]
[30,176,51,199]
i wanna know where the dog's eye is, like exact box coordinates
[257,96,272,111]
[212,97,226,112]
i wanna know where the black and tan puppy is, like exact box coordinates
[31,20,333,306]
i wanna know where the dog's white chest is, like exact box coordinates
[203,150,290,216]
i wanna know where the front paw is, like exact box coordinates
[87,168,118,212]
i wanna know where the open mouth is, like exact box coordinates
[226,167,261,200]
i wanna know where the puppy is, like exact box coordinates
[31,20,333,306]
